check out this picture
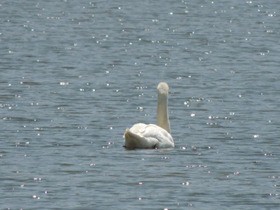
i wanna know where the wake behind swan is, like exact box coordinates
[124,82,174,149]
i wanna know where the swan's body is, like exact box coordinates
[124,123,174,149]
[124,82,174,149]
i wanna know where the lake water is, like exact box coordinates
[0,0,279,209]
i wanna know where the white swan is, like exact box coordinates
[124,82,174,149]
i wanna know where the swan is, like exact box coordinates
[124,82,174,149]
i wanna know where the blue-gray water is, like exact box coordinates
[1,0,279,209]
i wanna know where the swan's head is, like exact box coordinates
[157,82,169,96]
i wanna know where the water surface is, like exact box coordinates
[0,0,279,209]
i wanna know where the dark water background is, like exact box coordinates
[0,0,279,209]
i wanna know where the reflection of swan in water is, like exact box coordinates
[124,82,174,149]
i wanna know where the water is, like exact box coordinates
[0,0,279,209]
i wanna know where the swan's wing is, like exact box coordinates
[143,124,174,148]
[124,123,174,149]
[124,130,158,149]
[128,123,147,134]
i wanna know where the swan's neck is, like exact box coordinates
[157,93,171,133]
